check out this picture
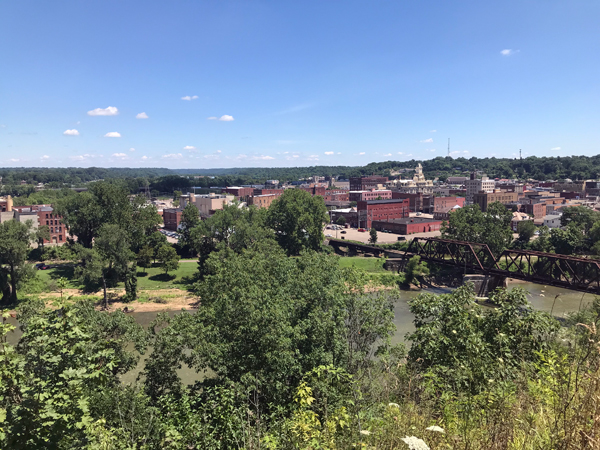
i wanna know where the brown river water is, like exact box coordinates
[3,281,595,384]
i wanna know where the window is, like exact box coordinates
[59,235,63,242]
[45,214,48,219]
[50,227,53,233]
[46,220,49,225]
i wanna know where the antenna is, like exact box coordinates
[447,138,450,157]
[519,149,522,160]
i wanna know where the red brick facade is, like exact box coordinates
[357,199,410,228]
[163,208,183,231]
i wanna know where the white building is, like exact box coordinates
[466,175,495,204]
[543,213,563,229]
[180,193,234,217]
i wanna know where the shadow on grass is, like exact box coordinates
[48,264,75,281]
[173,274,198,291]
[148,273,176,282]
[136,271,149,277]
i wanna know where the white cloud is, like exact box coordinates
[430,129,437,133]
[130,148,135,152]
[70,155,85,161]
[463,151,469,154]
[292,154,299,158]
[112,153,128,159]
[216,150,222,153]
[501,49,513,56]
[337,152,341,154]
[136,112,149,119]
[324,151,334,155]
[104,131,121,138]
[41,155,50,160]
[383,153,392,157]
[359,152,366,155]
[252,155,275,160]
[88,106,119,116]
[420,138,433,143]
[183,145,196,151]
[141,155,150,160]
[162,153,183,159]
[551,147,561,151]
[429,149,437,152]
[398,152,403,155]
[9,158,19,162]
[63,129,80,136]
[181,95,198,101]
[208,115,234,121]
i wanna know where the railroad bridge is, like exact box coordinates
[328,237,600,295]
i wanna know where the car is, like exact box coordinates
[36,263,50,270]
[397,236,406,241]
[326,226,332,229]
[358,228,366,232]
[325,234,333,237]
[340,230,347,234]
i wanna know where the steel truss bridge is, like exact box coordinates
[328,237,600,295]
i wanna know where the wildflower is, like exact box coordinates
[498,357,504,363]
[388,402,400,408]
[452,330,457,334]
[488,379,494,383]
[401,436,430,450]
[360,430,371,436]
[425,425,444,433]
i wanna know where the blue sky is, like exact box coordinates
[1,1,599,169]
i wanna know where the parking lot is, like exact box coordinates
[160,228,180,243]
[324,225,441,244]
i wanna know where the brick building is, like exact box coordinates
[0,196,13,212]
[38,207,67,244]
[391,192,434,213]
[222,186,254,200]
[163,208,183,231]
[322,190,349,202]
[248,194,281,209]
[349,189,392,202]
[472,190,519,212]
[357,199,410,228]
[371,217,443,235]
[433,196,465,213]
[349,176,389,191]
[253,188,284,196]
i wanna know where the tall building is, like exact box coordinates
[349,176,389,191]
[465,173,495,204]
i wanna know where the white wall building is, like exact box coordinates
[543,213,563,229]
[466,175,495,204]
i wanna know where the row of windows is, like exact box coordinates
[46,220,60,226]
[45,213,59,219]
[49,227,63,233]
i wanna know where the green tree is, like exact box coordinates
[560,206,600,235]
[34,225,50,250]
[442,202,513,257]
[369,228,378,244]
[336,216,346,226]
[148,231,168,263]
[179,203,201,249]
[157,244,179,275]
[0,219,34,304]
[130,196,162,252]
[517,220,536,244]
[550,224,583,255]
[267,189,329,255]
[401,255,429,287]
[137,245,154,274]
[75,224,134,309]
[407,284,559,393]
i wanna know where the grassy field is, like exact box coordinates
[337,256,387,273]
[31,261,199,293]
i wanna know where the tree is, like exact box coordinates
[517,220,536,244]
[157,244,179,275]
[179,203,201,249]
[34,225,50,250]
[148,231,168,263]
[336,216,346,226]
[369,228,378,244]
[407,284,558,393]
[137,245,154,274]
[75,224,134,309]
[266,189,329,255]
[129,196,162,252]
[401,255,429,287]
[0,220,34,304]
[560,206,600,235]
[442,202,513,257]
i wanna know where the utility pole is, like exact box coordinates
[519,149,522,160]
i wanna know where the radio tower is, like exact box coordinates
[447,138,450,157]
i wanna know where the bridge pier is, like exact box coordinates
[463,274,507,297]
